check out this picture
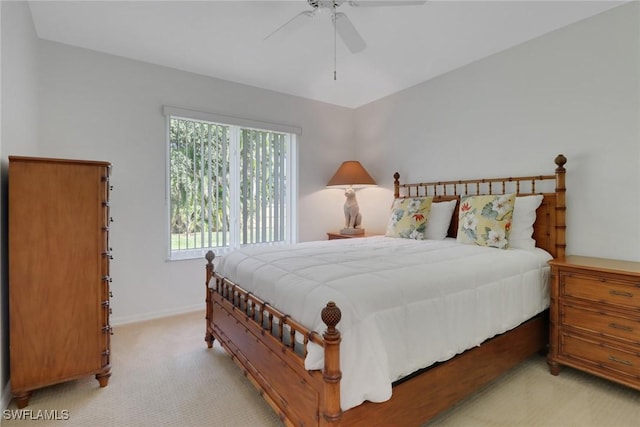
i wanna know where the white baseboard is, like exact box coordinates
[0,306,203,409]
[110,304,203,326]
[2,380,11,410]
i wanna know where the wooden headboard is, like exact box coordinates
[393,154,567,258]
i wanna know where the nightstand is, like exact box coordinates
[327,231,377,240]
[548,255,640,391]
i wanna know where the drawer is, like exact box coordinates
[562,272,640,310]
[562,303,640,345]
[560,333,640,379]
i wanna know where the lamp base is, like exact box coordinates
[340,228,365,235]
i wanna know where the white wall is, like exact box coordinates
[2,1,639,407]
[36,40,355,325]
[0,0,40,407]
[354,3,640,262]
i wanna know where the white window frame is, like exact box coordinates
[164,106,299,261]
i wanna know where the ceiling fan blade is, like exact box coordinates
[264,10,314,41]
[348,1,426,6]
[334,12,366,53]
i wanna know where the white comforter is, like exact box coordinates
[215,236,551,410]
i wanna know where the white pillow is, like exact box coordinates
[509,195,544,250]
[425,200,457,240]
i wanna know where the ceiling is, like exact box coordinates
[28,0,625,108]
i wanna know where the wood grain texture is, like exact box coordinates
[9,156,112,408]
[205,154,567,426]
[548,256,640,391]
[393,154,567,258]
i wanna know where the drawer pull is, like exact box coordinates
[608,356,632,367]
[609,290,633,298]
[608,323,633,332]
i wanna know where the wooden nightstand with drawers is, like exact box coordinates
[327,231,379,240]
[548,256,640,390]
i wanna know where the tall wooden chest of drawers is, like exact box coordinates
[9,156,112,408]
[548,256,640,390]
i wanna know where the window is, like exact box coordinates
[164,107,299,260]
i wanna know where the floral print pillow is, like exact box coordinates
[456,194,516,249]
[385,197,433,239]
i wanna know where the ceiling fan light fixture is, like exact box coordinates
[315,6,332,16]
[264,0,426,78]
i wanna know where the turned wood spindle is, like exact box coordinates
[321,301,342,424]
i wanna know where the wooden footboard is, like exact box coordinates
[205,251,548,427]
[202,155,566,426]
[205,251,342,426]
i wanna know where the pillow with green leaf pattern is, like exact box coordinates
[385,197,433,239]
[456,194,515,249]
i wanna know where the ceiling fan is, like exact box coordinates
[265,0,427,54]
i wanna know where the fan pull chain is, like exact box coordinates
[333,8,337,80]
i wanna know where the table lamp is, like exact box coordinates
[326,161,376,235]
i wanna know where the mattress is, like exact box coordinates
[215,236,552,410]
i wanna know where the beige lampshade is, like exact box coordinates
[326,161,376,188]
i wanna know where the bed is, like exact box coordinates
[203,154,567,426]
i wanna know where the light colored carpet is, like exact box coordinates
[3,311,639,426]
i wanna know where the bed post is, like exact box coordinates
[204,250,215,348]
[394,172,400,199]
[321,302,342,424]
[554,155,567,259]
